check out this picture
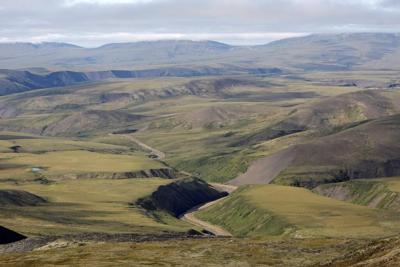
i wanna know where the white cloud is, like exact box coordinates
[0,0,400,46]
[0,33,67,44]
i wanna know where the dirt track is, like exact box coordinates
[180,183,237,237]
[118,134,166,160]
[110,133,234,237]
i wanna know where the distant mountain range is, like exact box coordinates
[1,33,400,71]
[0,40,238,71]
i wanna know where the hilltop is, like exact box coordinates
[0,33,400,71]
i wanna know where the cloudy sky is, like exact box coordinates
[0,0,400,46]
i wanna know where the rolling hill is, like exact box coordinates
[1,33,400,97]
[0,40,237,70]
[231,113,400,187]
[1,33,400,72]
[0,68,283,96]
[254,33,400,71]
[196,184,400,238]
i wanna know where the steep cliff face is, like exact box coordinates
[136,177,228,217]
[0,226,26,244]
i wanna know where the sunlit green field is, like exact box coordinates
[2,150,164,175]
[0,134,131,154]
[0,132,166,181]
[0,133,182,236]
[0,178,188,235]
[198,184,400,238]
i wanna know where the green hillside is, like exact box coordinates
[0,178,187,235]
[197,185,400,238]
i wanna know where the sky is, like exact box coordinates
[0,0,400,47]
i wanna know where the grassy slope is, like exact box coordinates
[0,74,364,183]
[197,185,400,238]
[321,235,400,267]
[0,133,187,235]
[226,110,398,187]
[0,131,134,154]
[230,88,400,186]
[0,238,366,267]
[0,137,131,154]
[0,131,167,181]
[0,70,400,265]
[128,77,361,182]
[1,73,399,236]
[4,150,164,175]
[0,178,189,235]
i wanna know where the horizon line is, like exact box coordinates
[1,32,400,48]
